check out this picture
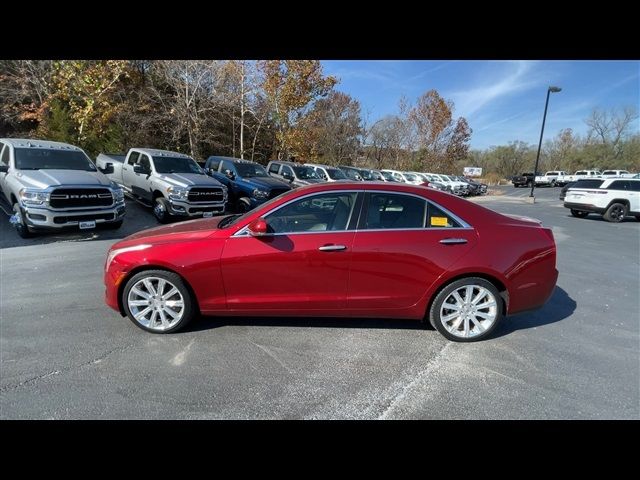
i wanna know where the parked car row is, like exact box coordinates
[0,137,491,238]
[513,169,637,188]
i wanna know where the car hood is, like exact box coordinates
[156,173,223,188]
[14,169,112,189]
[241,176,291,189]
[115,216,229,248]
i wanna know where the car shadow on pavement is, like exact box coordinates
[491,286,576,338]
[185,286,576,338]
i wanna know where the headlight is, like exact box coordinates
[19,189,50,206]
[112,188,125,202]
[105,244,152,271]
[252,189,269,199]
[167,186,189,200]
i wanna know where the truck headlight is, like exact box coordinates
[112,187,125,202]
[252,189,269,199]
[19,189,50,206]
[167,186,189,200]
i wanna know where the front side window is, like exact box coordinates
[363,193,426,229]
[281,165,294,178]
[268,162,280,174]
[264,192,358,234]
[138,154,152,172]
[0,144,9,167]
[206,157,222,171]
[293,166,319,180]
[14,148,96,171]
[327,168,347,180]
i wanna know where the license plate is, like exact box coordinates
[203,212,213,218]
[79,220,96,229]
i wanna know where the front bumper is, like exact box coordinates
[167,199,227,217]
[21,201,126,229]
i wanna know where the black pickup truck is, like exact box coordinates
[512,172,540,188]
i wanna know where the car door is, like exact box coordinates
[628,181,640,212]
[348,192,477,310]
[131,153,153,200]
[220,191,362,311]
[0,143,11,202]
[122,151,140,194]
[218,159,239,197]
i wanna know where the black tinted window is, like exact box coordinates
[268,162,280,174]
[364,193,426,229]
[265,192,358,233]
[0,144,9,167]
[573,179,604,189]
[153,156,202,174]
[206,157,221,171]
[127,151,140,165]
[628,181,640,192]
[220,160,235,174]
[428,203,462,228]
[138,154,151,172]
[609,180,630,191]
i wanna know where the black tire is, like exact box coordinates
[102,220,123,230]
[153,197,171,224]
[570,209,589,218]
[122,269,196,334]
[603,202,627,223]
[12,203,32,238]
[237,197,251,213]
[428,277,503,342]
[513,184,519,188]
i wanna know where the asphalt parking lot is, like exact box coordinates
[1,187,638,419]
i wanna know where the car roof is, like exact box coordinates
[1,138,83,151]
[133,148,192,158]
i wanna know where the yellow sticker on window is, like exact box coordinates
[430,216,449,227]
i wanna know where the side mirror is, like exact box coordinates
[247,218,269,237]
[133,164,146,174]
[0,165,8,173]
[100,163,114,174]
[225,169,235,179]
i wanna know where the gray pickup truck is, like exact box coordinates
[97,148,228,223]
[0,138,126,238]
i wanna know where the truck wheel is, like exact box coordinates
[238,197,252,213]
[153,197,171,224]
[603,203,627,223]
[122,269,195,333]
[513,184,519,188]
[570,209,589,218]
[11,203,32,238]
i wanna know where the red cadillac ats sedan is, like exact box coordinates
[104,182,558,342]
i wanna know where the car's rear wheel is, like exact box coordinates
[122,270,195,333]
[429,278,503,342]
[570,209,589,218]
[153,197,171,224]
[603,203,627,223]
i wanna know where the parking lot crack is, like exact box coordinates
[249,341,293,374]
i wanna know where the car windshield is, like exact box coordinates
[153,156,203,174]
[404,173,418,181]
[381,171,396,181]
[293,166,320,179]
[235,163,269,178]
[327,168,347,180]
[14,148,97,171]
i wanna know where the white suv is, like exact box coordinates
[564,178,640,222]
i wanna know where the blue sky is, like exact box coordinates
[321,60,640,150]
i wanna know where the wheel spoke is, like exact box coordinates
[143,279,157,296]
[131,287,150,300]
[156,279,166,297]
[163,287,178,300]
[465,285,474,302]
[148,310,158,326]
[158,309,170,328]
[469,316,485,332]
[449,315,464,331]
[452,291,465,305]
[442,312,460,323]
[129,300,150,307]
[135,306,152,320]
[475,300,496,310]
[163,306,180,319]
[165,300,184,308]
[471,288,487,305]
[463,317,470,337]
[443,302,461,311]
[474,311,494,320]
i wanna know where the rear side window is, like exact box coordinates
[0,144,9,167]
[609,180,631,191]
[268,162,280,174]
[573,179,604,189]
[363,193,426,229]
[127,151,140,165]
[427,203,462,228]
[629,181,640,192]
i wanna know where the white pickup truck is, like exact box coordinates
[557,170,602,186]
[96,148,227,223]
[564,178,640,222]
[600,169,635,179]
[535,171,568,187]
[0,138,126,238]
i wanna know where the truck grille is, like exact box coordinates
[268,188,289,199]
[187,187,225,203]
[50,188,113,208]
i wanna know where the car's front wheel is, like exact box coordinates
[603,203,627,223]
[122,270,196,333]
[153,197,171,224]
[11,203,32,238]
[570,209,589,218]
[429,277,503,342]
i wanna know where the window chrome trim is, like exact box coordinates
[232,188,473,237]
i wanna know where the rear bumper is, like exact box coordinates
[21,202,126,229]
[563,202,605,214]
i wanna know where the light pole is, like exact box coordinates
[530,86,562,198]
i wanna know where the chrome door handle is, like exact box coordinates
[318,244,347,252]
[439,238,468,245]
